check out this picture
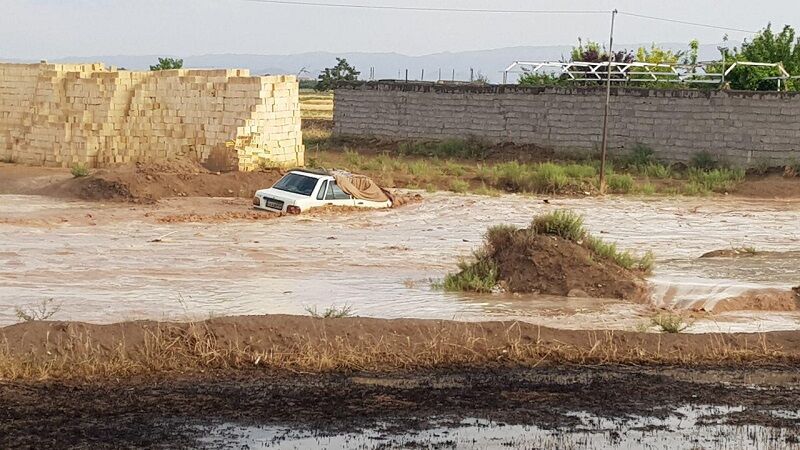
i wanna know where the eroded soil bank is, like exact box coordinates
[2,365,800,448]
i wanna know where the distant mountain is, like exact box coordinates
[3,44,725,83]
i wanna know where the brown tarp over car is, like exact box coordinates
[332,172,394,204]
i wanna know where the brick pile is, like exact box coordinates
[0,62,303,171]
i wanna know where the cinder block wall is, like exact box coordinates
[0,62,304,171]
[334,82,800,166]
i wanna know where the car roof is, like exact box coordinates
[287,169,331,180]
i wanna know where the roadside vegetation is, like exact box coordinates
[305,304,355,319]
[71,163,90,178]
[303,126,766,197]
[652,313,690,333]
[443,210,654,294]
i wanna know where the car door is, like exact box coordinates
[326,180,356,207]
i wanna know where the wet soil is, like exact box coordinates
[2,365,799,448]
[0,160,285,203]
[489,231,648,301]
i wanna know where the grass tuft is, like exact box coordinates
[305,304,354,319]
[532,210,585,242]
[449,179,470,193]
[71,164,89,178]
[442,251,499,293]
[652,313,689,333]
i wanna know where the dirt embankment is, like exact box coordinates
[3,315,800,381]
[493,233,649,301]
[0,160,285,202]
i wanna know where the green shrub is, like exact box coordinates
[442,251,499,292]
[626,144,655,166]
[532,210,585,242]
[585,236,654,273]
[652,313,688,333]
[607,174,634,193]
[476,164,496,183]
[71,164,89,178]
[473,183,501,197]
[408,161,434,181]
[534,163,569,192]
[443,160,467,176]
[682,181,708,196]
[563,163,597,179]
[492,161,536,192]
[637,183,656,195]
[687,168,745,193]
[639,163,671,179]
[449,179,470,193]
[343,149,362,167]
[690,151,717,170]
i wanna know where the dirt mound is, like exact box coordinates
[700,248,757,258]
[711,288,800,313]
[42,160,284,203]
[491,232,649,301]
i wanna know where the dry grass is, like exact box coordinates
[0,319,791,381]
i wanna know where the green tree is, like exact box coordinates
[316,58,360,91]
[727,24,800,91]
[150,57,184,71]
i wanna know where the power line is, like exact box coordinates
[243,0,609,15]
[242,0,759,34]
[617,11,757,34]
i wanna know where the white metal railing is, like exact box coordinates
[503,60,793,89]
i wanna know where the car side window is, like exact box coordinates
[325,182,335,200]
[330,181,352,200]
[316,181,328,200]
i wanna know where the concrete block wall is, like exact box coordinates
[0,62,303,171]
[334,82,800,167]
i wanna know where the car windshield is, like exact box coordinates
[272,173,319,196]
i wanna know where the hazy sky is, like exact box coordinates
[1,0,798,58]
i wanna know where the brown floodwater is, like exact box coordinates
[1,193,798,331]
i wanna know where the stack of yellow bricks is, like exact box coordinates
[0,62,304,171]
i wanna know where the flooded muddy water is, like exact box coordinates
[1,193,798,330]
[202,407,800,449]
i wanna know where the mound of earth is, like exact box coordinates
[489,232,649,301]
[700,248,757,258]
[710,288,800,313]
[43,159,284,203]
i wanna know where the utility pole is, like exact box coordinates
[598,9,617,194]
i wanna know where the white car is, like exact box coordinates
[253,170,393,214]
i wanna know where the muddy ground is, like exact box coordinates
[2,365,800,448]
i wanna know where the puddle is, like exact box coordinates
[201,406,800,449]
[1,194,799,331]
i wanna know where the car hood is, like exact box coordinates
[255,188,310,203]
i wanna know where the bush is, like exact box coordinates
[637,183,656,195]
[639,163,671,179]
[449,179,470,193]
[563,163,597,179]
[492,161,536,192]
[626,144,655,166]
[687,168,745,192]
[652,313,688,333]
[71,163,89,178]
[442,251,499,292]
[343,149,362,167]
[607,174,634,193]
[534,163,569,192]
[305,304,354,318]
[690,151,717,170]
[585,236,654,274]
[532,210,585,242]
